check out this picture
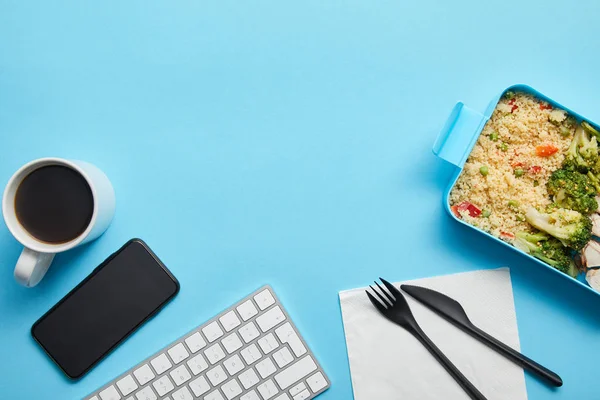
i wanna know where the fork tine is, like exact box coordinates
[370,284,393,307]
[379,277,403,300]
[374,280,395,303]
[365,290,388,314]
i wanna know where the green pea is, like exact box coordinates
[508,200,519,208]
[514,168,524,177]
[505,91,515,100]
[498,142,508,152]
[481,210,491,218]
[480,166,489,176]
[489,132,499,141]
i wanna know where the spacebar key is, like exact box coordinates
[274,355,317,390]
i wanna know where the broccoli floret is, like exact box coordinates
[537,239,577,276]
[564,126,598,172]
[585,152,600,193]
[547,169,597,214]
[514,231,547,254]
[588,171,600,194]
[514,232,578,277]
[559,196,599,216]
[547,169,595,196]
[582,121,600,141]
[524,207,592,251]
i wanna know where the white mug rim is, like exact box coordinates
[2,157,99,253]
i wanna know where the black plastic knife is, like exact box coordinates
[401,284,563,387]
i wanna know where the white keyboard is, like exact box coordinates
[84,286,330,400]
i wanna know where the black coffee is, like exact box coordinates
[15,165,94,244]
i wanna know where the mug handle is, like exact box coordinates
[14,248,55,287]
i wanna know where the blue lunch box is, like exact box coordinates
[433,84,600,295]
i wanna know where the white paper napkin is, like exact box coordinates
[339,268,528,400]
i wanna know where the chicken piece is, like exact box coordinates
[592,214,600,237]
[582,241,600,292]
[581,240,600,268]
[586,269,600,291]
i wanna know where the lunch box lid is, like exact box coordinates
[432,102,487,168]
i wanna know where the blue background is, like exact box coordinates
[1,1,599,399]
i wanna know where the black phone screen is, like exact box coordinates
[31,239,179,379]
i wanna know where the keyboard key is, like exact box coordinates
[238,368,260,389]
[240,390,260,400]
[255,358,277,379]
[151,353,172,375]
[219,310,241,332]
[254,289,275,310]
[239,322,260,343]
[275,323,306,357]
[204,343,226,364]
[185,332,207,353]
[306,371,327,392]
[275,322,306,357]
[256,306,286,332]
[293,389,310,400]
[169,365,191,386]
[289,382,306,396]
[171,386,193,400]
[116,375,138,396]
[223,354,245,375]
[274,395,291,400]
[222,332,243,354]
[207,365,227,386]
[152,376,174,397]
[187,353,209,375]
[257,379,279,400]
[274,356,317,390]
[133,365,155,386]
[240,344,262,365]
[204,389,224,400]
[168,343,189,364]
[237,300,258,321]
[202,321,224,343]
[99,385,121,400]
[258,333,279,354]
[221,379,243,400]
[272,347,293,368]
[189,376,210,397]
[135,386,157,400]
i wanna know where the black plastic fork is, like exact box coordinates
[366,278,488,400]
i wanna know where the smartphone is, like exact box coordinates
[31,239,179,379]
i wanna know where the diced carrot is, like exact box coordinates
[529,165,542,174]
[540,103,552,110]
[535,144,559,157]
[451,205,460,218]
[511,105,518,113]
[500,231,515,239]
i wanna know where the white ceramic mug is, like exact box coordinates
[2,158,115,287]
